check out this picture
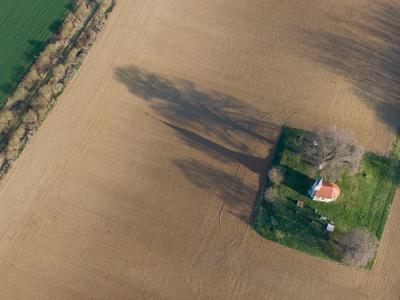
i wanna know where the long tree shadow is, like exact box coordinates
[159,119,269,175]
[307,1,400,131]
[116,66,277,152]
[174,159,255,223]
[116,66,280,224]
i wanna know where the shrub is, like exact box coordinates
[66,47,79,64]
[6,126,26,161]
[268,166,285,185]
[59,20,75,40]
[23,110,38,125]
[6,86,29,109]
[264,187,280,203]
[0,110,14,133]
[100,0,114,11]
[27,68,41,85]
[74,3,90,21]
[52,64,66,82]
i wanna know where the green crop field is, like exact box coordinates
[0,0,74,104]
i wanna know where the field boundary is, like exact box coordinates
[0,0,115,180]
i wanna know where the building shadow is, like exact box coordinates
[115,66,280,224]
[306,1,400,131]
[282,166,314,197]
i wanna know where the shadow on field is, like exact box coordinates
[24,40,47,61]
[160,120,269,175]
[116,66,277,151]
[174,159,255,223]
[0,64,27,95]
[115,66,279,224]
[49,20,64,34]
[308,1,400,131]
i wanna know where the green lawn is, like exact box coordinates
[253,127,400,267]
[0,0,73,103]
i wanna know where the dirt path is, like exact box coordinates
[0,0,399,299]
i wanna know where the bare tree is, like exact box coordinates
[264,187,280,203]
[338,229,378,267]
[298,127,364,179]
[268,166,285,185]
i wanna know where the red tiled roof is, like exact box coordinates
[315,182,340,200]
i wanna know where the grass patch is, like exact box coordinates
[0,0,73,103]
[253,127,400,268]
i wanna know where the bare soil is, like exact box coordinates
[0,0,399,299]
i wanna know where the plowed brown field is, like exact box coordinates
[0,0,399,299]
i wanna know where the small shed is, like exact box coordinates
[326,223,335,233]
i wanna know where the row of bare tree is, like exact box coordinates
[0,0,115,178]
